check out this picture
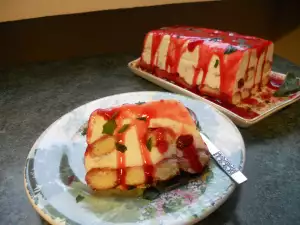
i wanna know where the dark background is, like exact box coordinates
[0,0,299,68]
[1,1,300,224]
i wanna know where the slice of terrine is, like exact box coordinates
[84,100,210,190]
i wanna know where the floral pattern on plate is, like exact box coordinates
[24,92,245,225]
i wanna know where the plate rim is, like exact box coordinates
[24,91,246,225]
[128,58,300,127]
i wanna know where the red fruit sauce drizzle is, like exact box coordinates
[176,135,203,173]
[88,101,199,189]
[90,109,127,188]
[150,127,176,154]
[267,75,284,90]
[150,33,164,66]
[139,26,278,119]
[86,101,206,189]
[116,152,127,189]
[116,132,127,189]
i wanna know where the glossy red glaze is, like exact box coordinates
[176,135,194,150]
[150,33,163,66]
[95,108,119,120]
[260,92,273,100]
[183,145,203,173]
[242,98,259,105]
[86,100,201,188]
[140,26,273,104]
[268,76,284,90]
[176,134,203,173]
[205,96,260,119]
[116,154,127,189]
[150,127,176,154]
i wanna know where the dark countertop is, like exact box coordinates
[0,54,299,225]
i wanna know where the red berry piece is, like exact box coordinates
[176,135,194,150]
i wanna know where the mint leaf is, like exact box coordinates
[196,120,201,131]
[81,126,87,136]
[273,72,300,97]
[76,195,84,203]
[80,122,88,136]
[224,45,237,54]
[115,142,127,153]
[118,124,130,133]
[237,38,251,48]
[137,115,147,121]
[237,38,246,45]
[214,59,219,68]
[186,28,201,32]
[143,187,160,200]
[102,120,117,135]
[210,37,223,42]
[146,137,152,151]
[127,185,136,190]
[186,107,201,130]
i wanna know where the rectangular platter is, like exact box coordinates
[128,58,300,127]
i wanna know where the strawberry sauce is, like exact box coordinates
[268,75,284,90]
[86,101,198,188]
[139,26,274,119]
[176,135,203,173]
[150,127,176,154]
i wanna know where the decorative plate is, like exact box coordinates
[24,91,245,225]
[128,59,300,127]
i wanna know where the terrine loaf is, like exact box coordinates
[139,26,274,104]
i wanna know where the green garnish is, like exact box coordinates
[187,28,201,32]
[162,204,175,213]
[136,101,145,105]
[274,72,300,97]
[143,187,160,200]
[127,185,136,190]
[102,120,117,135]
[146,137,152,151]
[81,126,87,136]
[236,38,251,48]
[102,111,119,135]
[118,124,130,133]
[196,120,201,131]
[137,115,147,121]
[115,142,127,153]
[210,37,223,42]
[237,38,245,45]
[76,195,84,203]
[224,45,237,54]
[214,59,219,68]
